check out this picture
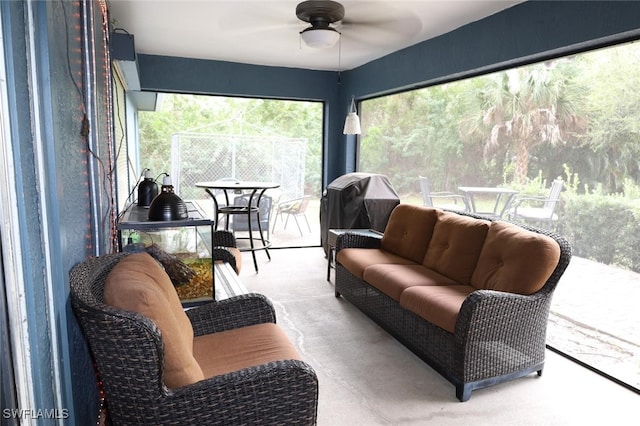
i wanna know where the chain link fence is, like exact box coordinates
[171,132,307,201]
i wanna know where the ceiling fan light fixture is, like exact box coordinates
[296,1,344,48]
[300,26,340,48]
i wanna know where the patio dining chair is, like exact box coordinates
[272,195,312,236]
[419,176,467,211]
[508,178,564,229]
[230,193,273,239]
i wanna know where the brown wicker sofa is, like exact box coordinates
[335,204,571,402]
[70,252,318,425]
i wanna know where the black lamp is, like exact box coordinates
[137,168,158,207]
[148,175,188,221]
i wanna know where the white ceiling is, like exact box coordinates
[108,0,524,72]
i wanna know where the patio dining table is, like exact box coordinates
[457,186,519,219]
[196,180,280,272]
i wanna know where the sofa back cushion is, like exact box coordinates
[104,253,204,388]
[471,221,560,294]
[423,210,490,285]
[381,205,438,263]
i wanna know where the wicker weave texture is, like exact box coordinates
[70,253,318,425]
[335,210,572,401]
[211,230,239,272]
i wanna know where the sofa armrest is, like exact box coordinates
[164,359,318,425]
[186,293,276,336]
[457,289,550,333]
[336,233,382,251]
[455,289,551,365]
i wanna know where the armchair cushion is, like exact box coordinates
[194,323,302,378]
[227,247,242,272]
[104,253,205,388]
[471,221,560,294]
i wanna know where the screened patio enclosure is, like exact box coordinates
[171,132,307,201]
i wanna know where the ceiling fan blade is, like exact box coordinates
[337,1,423,42]
[216,2,305,38]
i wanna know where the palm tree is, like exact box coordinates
[476,60,586,184]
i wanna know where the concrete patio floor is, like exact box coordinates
[235,246,639,425]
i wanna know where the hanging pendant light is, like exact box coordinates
[343,96,361,135]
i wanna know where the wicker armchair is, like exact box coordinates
[70,253,318,425]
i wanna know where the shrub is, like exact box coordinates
[558,193,640,272]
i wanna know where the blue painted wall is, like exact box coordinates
[139,54,338,99]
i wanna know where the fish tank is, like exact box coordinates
[117,201,216,305]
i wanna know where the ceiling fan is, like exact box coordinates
[295,1,345,48]
[214,1,423,70]
[293,1,422,51]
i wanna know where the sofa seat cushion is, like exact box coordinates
[471,221,561,294]
[228,247,243,273]
[399,285,476,334]
[363,264,460,301]
[193,323,302,378]
[423,210,490,285]
[104,253,204,389]
[380,205,439,263]
[337,248,417,279]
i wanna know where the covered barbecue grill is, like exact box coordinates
[320,172,400,255]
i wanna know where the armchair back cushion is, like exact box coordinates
[104,253,205,388]
[423,210,490,284]
[471,221,561,294]
[381,204,438,263]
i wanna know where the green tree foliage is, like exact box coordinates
[473,59,587,184]
[360,41,640,197]
[357,41,640,271]
[579,44,640,192]
[560,192,640,271]
[138,95,323,195]
[360,83,481,194]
